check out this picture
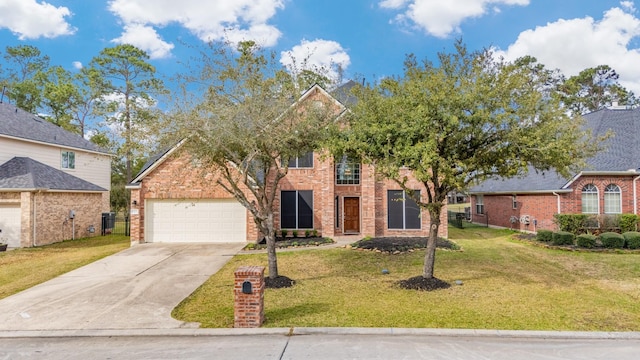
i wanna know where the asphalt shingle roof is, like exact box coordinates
[0,102,109,154]
[470,108,640,194]
[0,157,106,191]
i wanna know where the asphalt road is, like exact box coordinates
[1,333,639,360]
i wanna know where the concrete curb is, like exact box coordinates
[1,327,639,340]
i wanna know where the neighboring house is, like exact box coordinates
[469,107,640,232]
[127,84,448,245]
[0,102,111,248]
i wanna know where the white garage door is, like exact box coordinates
[0,204,21,248]
[146,199,247,243]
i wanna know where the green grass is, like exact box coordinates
[0,235,130,299]
[448,203,469,212]
[173,225,640,331]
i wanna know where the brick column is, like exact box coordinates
[234,266,265,328]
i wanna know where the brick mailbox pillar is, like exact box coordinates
[234,266,265,328]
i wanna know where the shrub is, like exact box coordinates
[280,229,288,238]
[552,231,575,246]
[600,232,625,249]
[620,214,639,233]
[536,230,553,242]
[305,229,311,238]
[553,214,588,234]
[312,229,318,237]
[576,234,597,249]
[623,231,640,249]
[600,214,621,232]
[292,230,299,238]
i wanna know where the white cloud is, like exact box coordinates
[280,39,351,83]
[379,0,529,38]
[495,5,640,94]
[107,0,284,58]
[111,24,175,59]
[72,61,83,70]
[621,1,636,12]
[0,0,75,39]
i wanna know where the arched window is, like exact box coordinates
[581,184,598,214]
[604,184,622,214]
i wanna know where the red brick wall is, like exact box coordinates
[471,175,640,232]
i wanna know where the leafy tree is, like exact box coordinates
[558,65,637,115]
[2,45,50,113]
[332,41,601,282]
[172,41,341,280]
[89,44,166,182]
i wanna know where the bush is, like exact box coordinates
[552,231,575,246]
[281,229,288,238]
[536,230,553,242]
[623,231,640,249]
[576,234,597,249]
[600,232,625,249]
[553,214,588,234]
[620,214,639,233]
[292,230,299,238]
[600,214,621,232]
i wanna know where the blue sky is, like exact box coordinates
[2,0,640,94]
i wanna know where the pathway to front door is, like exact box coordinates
[343,197,360,234]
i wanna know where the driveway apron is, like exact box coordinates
[0,243,244,331]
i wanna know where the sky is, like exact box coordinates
[2,0,640,95]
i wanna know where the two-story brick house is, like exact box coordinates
[127,84,448,244]
[0,102,111,248]
[469,107,640,232]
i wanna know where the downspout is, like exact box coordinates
[634,175,640,215]
[552,192,561,214]
[32,191,38,247]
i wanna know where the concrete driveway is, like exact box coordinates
[0,243,244,331]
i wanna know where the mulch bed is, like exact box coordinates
[265,275,295,289]
[397,276,451,291]
[351,237,460,253]
[245,236,334,250]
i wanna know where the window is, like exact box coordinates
[61,151,75,169]
[286,152,313,168]
[336,157,360,185]
[512,195,517,209]
[388,190,421,229]
[475,195,484,215]
[581,184,599,214]
[604,184,621,214]
[281,190,313,229]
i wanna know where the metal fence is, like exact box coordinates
[102,212,130,236]
[447,211,466,229]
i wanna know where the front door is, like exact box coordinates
[343,197,360,233]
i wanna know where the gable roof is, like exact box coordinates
[0,157,106,192]
[0,102,109,155]
[128,83,348,187]
[470,108,640,194]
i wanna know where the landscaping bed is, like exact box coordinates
[350,236,460,253]
[244,236,334,250]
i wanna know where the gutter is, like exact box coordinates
[563,170,639,189]
[469,189,572,195]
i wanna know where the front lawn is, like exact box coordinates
[173,226,640,331]
[0,235,130,299]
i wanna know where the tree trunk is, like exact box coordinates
[423,208,442,279]
[263,212,278,279]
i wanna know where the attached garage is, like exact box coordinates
[145,199,247,243]
[0,204,21,248]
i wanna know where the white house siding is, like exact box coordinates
[0,137,111,190]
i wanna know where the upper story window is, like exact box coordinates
[604,184,622,214]
[336,156,360,185]
[286,152,313,168]
[581,184,599,214]
[61,151,75,169]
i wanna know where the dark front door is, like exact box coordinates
[343,197,360,233]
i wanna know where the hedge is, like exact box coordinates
[553,214,587,234]
[600,232,625,249]
[576,234,597,249]
[536,230,553,242]
[620,214,639,233]
[623,231,640,249]
[552,231,575,246]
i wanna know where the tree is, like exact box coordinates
[2,45,50,113]
[172,41,341,281]
[89,44,166,182]
[558,65,637,115]
[332,41,601,285]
